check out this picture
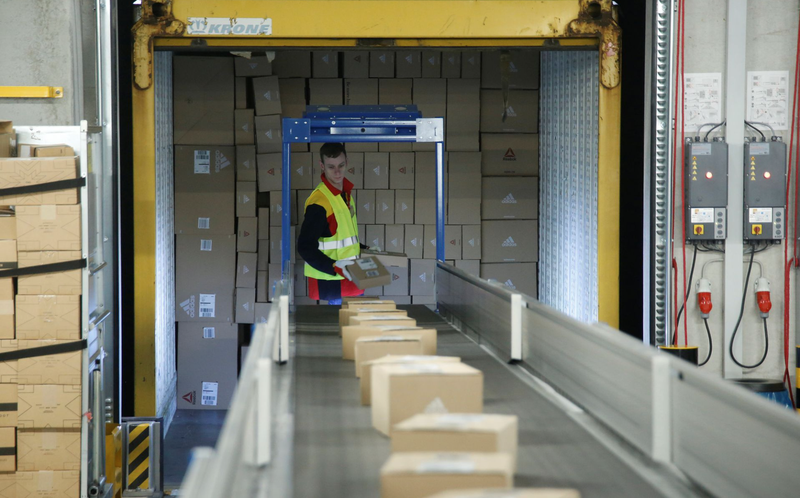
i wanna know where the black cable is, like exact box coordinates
[699,319,713,366]
[672,244,699,344]
[745,121,766,141]
[728,248,769,369]
[703,120,726,141]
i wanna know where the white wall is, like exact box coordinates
[675,0,798,383]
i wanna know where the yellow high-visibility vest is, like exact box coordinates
[304,181,360,280]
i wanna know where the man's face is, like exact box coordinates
[321,152,347,188]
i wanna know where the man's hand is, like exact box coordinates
[334,260,355,281]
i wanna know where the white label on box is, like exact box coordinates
[194,150,211,174]
[199,294,216,318]
[374,335,409,342]
[376,326,421,331]
[749,207,772,223]
[203,327,215,339]
[400,363,444,373]
[357,258,378,271]
[435,414,486,428]
[201,382,219,406]
[417,454,476,474]
[200,239,213,251]
[690,208,714,223]
[198,218,210,230]
[366,270,380,277]
[362,316,408,321]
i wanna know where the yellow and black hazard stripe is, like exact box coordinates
[127,423,151,490]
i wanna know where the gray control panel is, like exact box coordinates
[685,139,728,240]
[744,140,786,241]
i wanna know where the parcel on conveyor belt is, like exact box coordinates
[354,335,424,378]
[342,325,437,360]
[380,452,513,498]
[371,362,483,436]
[425,488,581,498]
[339,305,401,329]
[360,355,460,406]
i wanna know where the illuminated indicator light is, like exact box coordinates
[705,172,713,179]
[764,171,771,179]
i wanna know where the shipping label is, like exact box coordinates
[201,382,218,406]
[417,456,476,475]
[203,327,215,339]
[199,294,216,318]
[356,258,378,271]
[194,150,210,174]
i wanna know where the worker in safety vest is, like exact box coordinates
[297,143,369,304]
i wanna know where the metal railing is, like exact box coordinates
[178,276,293,497]
[436,261,800,498]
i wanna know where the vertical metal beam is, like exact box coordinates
[724,0,747,378]
[598,85,621,328]
[281,142,292,279]
[642,0,654,344]
[435,142,445,262]
[652,0,675,346]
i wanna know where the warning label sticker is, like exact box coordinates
[690,208,714,223]
[749,207,773,223]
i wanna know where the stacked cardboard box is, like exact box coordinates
[0,123,83,492]
[479,50,540,298]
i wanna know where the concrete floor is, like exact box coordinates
[163,409,227,489]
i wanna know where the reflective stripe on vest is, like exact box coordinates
[304,182,359,281]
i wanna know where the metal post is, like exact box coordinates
[257,358,272,465]
[435,142,445,262]
[281,142,292,279]
[724,0,747,378]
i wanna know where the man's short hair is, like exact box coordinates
[320,143,347,161]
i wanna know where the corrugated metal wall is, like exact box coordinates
[154,51,177,430]
[538,51,599,322]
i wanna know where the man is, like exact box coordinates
[297,143,368,304]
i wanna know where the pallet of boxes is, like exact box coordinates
[339,296,577,497]
[0,121,83,496]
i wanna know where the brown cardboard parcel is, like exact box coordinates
[273,51,312,78]
[234,55,272,77]
[481,177,539,220]
[371,362,483,436]
[0,428,13,471]
[410,259,435,296]
[237,217,258,253]
[366,225,384,252]
[236,181,257,218]
[349,256,392,289]
[255,115,283,153]
[389,152,415,189]
[481,263,538,298]
[312,51,339,78]
[252,76,282,116]
[15,205,81,252]
[384,226,405,254]
[480,90,539,134]
[15,295,80,340]
[462,51,481,78]
[370,51,395,78]
[17,144,74,158]
[236,145,257,182]
[257,240,269,271]
[380,453,513,498]
[236,288,256,324]
[462,225,482,260]
[16,470,81,497]
[175,234,236,323]
[174,56,234,145]
[395,190,414,225]
[354,336,423,378]
[17,251,82,296]
[344,323,433,360]
[356,189,375,225]
[447,79,481,151]
[364,153,389,189]
[0,215,15,239]
[482,50,540,89]
[234,109,254,145]
[174,145,235,235]
[422,50,442,78]
[382,264,409,296]
[236,252,258,288]
[0,279,12,339]
[404,225,424,259]
[392,413,519,469]
[0,339,81,385]
[269,226,296,264]
[235,77,247,109]
[481,133,539,176]
[309,79,343,105]
[0,121,13,158]
[350,315,416,330]
[269,190,298,226]
[360,355,460,406]
[448,151,481,225]
[338,303,397,328]
[257,208,270,240]
[441,51,462,78]
[396,51,422,78]
[481,220,538,263]
[344,79,378,105]
[257,152,282,192]
[17,384,82,429]
[0,157,79,206]
[343,52,369,78]
[0,384,16,427]
[177,322,237,410]
[17,430,82,471]
[0,240,15,269]
[290,152,314,190]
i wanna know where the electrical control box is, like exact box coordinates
[744,139,786,241]
[685,139,728,241]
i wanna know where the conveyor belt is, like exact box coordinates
[292,305,679,498]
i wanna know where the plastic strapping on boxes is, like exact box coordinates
[0,339,87,362]
[0,177,86,197]
[0,258,87,278]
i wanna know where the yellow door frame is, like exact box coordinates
[131,0,621,415]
